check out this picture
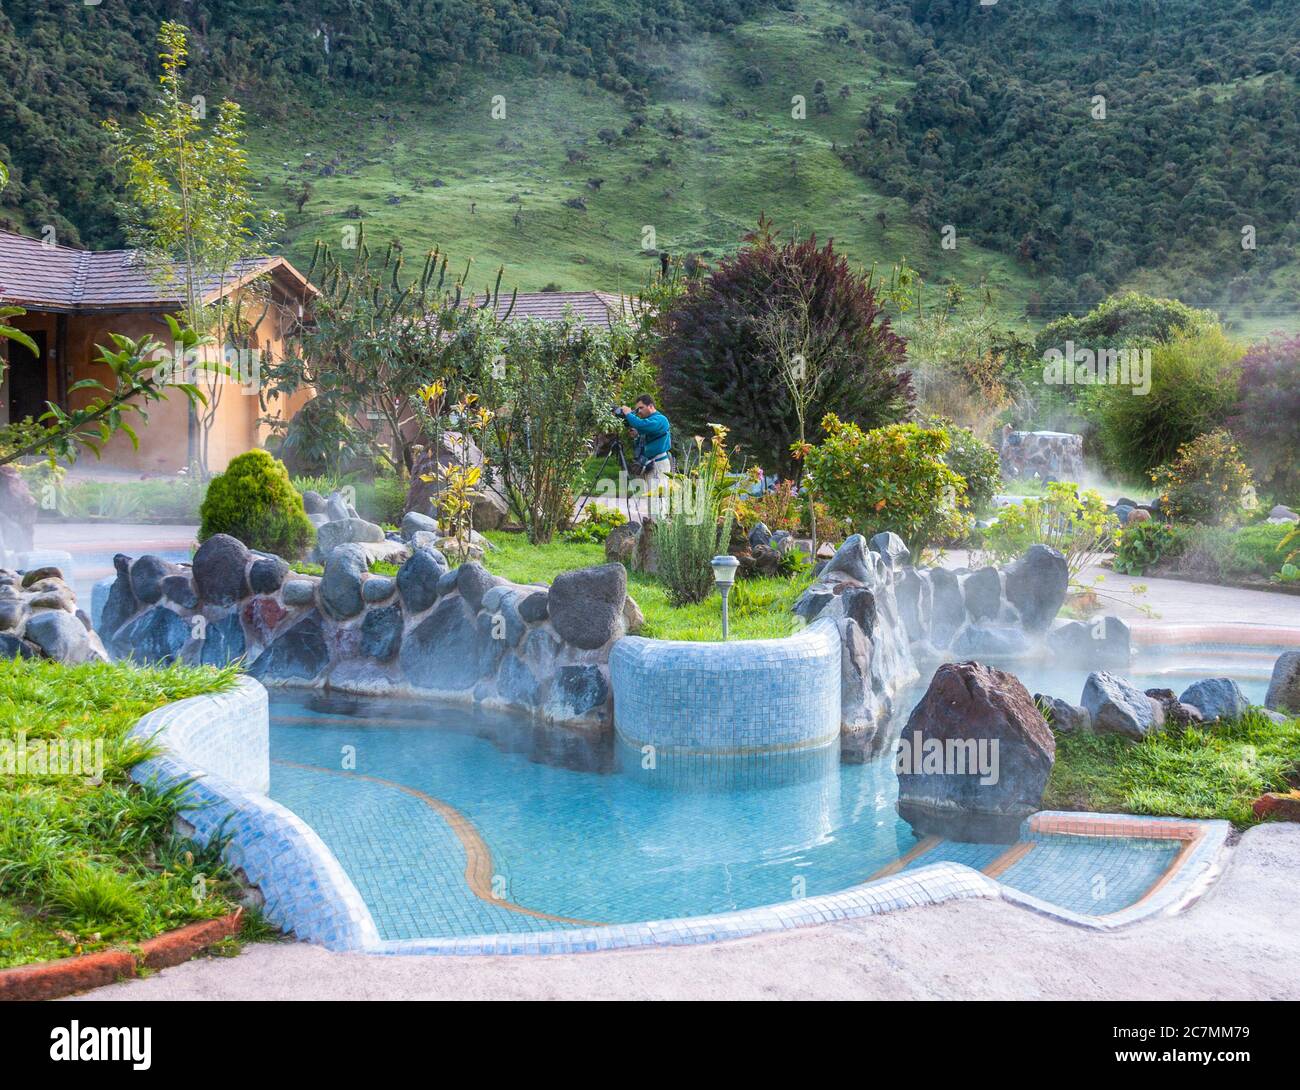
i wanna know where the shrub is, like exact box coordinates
[1227,336,1300,504]
[1032,292,1219,361]
[199,449,314,558]
[1113,521,1184,575]
[564,504,627,544]
[1150,429,1255,525]
[478,315,620,544]
[1093,327,1243,477]
[803,416,969,550]
[978,482,1117,583]
[922,414,1001,515]
[655,217,910,478]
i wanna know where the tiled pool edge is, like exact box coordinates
[133,684,1231,958]
[128,678,381,952]
[366,813,1230,956]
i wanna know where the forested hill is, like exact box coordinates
[1,0,1297,327]
[0,0,764,247]
[845,0,1300,315]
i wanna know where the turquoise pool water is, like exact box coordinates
[265,646,1241,940]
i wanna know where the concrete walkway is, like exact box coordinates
[77,824,1299,1001]
[935,549,1299,628]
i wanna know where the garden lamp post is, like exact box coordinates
[711,554,740,640]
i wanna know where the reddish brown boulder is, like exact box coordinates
[896,661,1055,842]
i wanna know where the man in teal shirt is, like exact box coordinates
[618,395,672,518]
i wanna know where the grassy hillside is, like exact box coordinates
[247,0,1038,318]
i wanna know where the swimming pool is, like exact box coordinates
[265,647,1259,942]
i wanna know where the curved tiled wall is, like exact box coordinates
[129,677,380,951]
[610,617,841,754]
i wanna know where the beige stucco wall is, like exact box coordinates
[5,290,311,475]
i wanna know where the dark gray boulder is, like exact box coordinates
[1046,616,1131,668]
[792,588,833,624]
[99,573,139,638]
[547,664,610,720]
[362,575,396,603]
[282,579,316,607]
[518,591,549,623]
[1081,671,1164,738]
[248,612,329,681]
[896,661,1055,842]
[249,555,290,595]
[927,567,966,647]
[960,566,1001,622]
[112,606,188,665]
[130,554,180,605]
[840,586,877,633]
[868,531,911,570]
[950,624,1032,658]
[162,574,199,609]
[360,605,404,661]
[1144,688,1204,728]
[748,521,772,548]
[192,534,251,606]
[497,653,541,706]
[0,599,22,631]
[301,490,327,515]
[821,534,876,584]
[436,569,460,597]
[455,561,504,613]
[198,612,246,667]
[320,544,367,620]
[1265,651,1300,714]
[1004,544,1068,633]
[1035,694,1091,733]
[0,633,37,658]
[1178,678,1250,722]
[548,563,627,650]
[399,595,479,690]
[400,511,439,539]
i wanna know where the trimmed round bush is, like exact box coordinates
[199,450,314,559]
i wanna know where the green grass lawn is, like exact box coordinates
[0,660,248,968]
[482,530,809,641]
[1045,710,1300,828]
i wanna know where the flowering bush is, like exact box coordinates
[1150,429,1255,526]
[803,415,969,549]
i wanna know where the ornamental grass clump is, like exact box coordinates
[654,427,738,606]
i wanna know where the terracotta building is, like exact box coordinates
[0,229,317,474]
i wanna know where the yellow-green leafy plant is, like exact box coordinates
[802,415,969,551]
[976,481,1117,585]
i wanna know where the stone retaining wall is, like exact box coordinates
[98,534,639,734]
[998,427,1084,482]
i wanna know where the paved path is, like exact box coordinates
[936,549,1299,628]
[34,522,197,553]
[77,824,1299,1001]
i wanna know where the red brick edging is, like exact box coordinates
[0,909,242,1002]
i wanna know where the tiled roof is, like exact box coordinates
[477,290,638,329]
[0,229,313,312]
